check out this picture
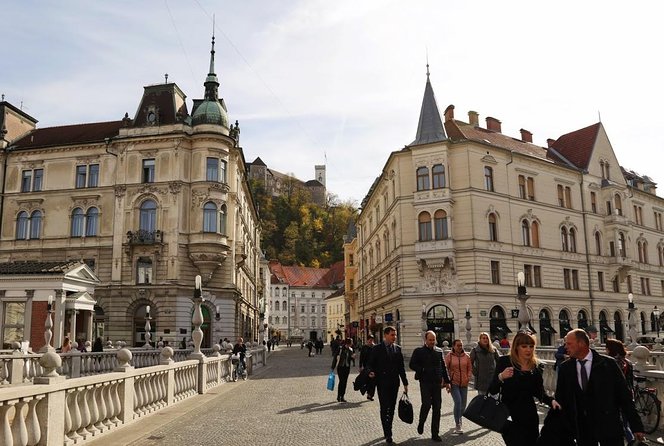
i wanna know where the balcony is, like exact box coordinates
[188,233,230,284]
[604,212,630,228]
[126,230,163,245]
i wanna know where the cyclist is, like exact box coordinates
[233,337,247,376]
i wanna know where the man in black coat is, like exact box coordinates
[359,334,377,400]
[367,326,408,444]
[409,330,450,442]
[555,328,645,446]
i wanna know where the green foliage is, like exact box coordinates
[249,181,358,267]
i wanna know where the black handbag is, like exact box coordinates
[397,392,413,424]
[463,393,510,432]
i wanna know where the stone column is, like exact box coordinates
[87,310,94,343]
[53,290,65,349]
[70,310,77,342]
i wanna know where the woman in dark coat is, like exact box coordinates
[488,331,561,446]
[470,332,499,395]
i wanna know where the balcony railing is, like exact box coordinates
[127,229,163,244]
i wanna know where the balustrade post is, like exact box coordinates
[70,350,82,378]
[189,275,205,360]
[10,342,24,385]
[113,349,135,424]
[36,391,66,446]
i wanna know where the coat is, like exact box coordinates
[555,349,644,441]
[445,350,472,387]
[469,345,499,392]
[367,342,408,389]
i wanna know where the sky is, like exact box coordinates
[4,1,664,206]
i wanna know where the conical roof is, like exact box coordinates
[410,66,446,146]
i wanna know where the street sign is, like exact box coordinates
[374,315,383,323]
[511,309,519,318]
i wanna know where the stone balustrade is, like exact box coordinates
[0,346,266,445]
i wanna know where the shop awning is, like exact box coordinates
[600,322,615,333]
[541,325,557,334]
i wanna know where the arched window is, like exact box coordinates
[433,210,448,240]
[484,167,494,191]
[488,213,498,241]
[274,316,279,324]
[569,228,577,253]
[521,220,531,246]
[30,211,41,239]
[139,199,157,232]
[220,204,227,234]
[618,232,627,257]
[531,221,540,247]
[203,202,217,232]
[595,232,602,255]
[559,309,572,336]
[16,211,29,240]
[416,167,429,191]
[274,301,280,311]
[614,194,622,216]
[418,212,432,241]
[85,207,99,236]
[282,300,287,310]
[71,208,84,237]
[561,227,569,251]
[432,164,445,189]
[577,310,589,330]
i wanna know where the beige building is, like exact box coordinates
[0,37,262,348]
[325,289,346,342]
[356,68,664,351]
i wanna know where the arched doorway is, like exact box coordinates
[598,310,614,343]
[577,310,589,331]
[614,311,624,341]
[93,305,105,341]
[489,306,511,344]
[538,309,555,346]
[192,306,212,348]
[426,305,455,347]
[134,304,156,347]
[559,309,572,337]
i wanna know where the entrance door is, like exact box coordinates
[134,304,156,347]
[426,305,455,347]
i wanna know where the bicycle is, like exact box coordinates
[231,354,247,382]
[633,375,661,434]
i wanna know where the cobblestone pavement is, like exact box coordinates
[97,346,663,446]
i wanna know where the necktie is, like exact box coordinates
[579,359,588,391]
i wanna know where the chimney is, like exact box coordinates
[486,116,502,133]
[520,128,533,143]
[468,111,479,127]
[546,138,556,148]
[443,105,455,122]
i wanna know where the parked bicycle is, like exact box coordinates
[633,375,661,434]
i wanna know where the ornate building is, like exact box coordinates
[356,67,664,351]
[0,37,262,349]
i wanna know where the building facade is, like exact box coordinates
[0,38,262,349]
[356,69,664,351]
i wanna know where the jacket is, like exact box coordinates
[409,345,450,385]
[469,345,499,392]
[445,350,472,387]
[367,342,408,388]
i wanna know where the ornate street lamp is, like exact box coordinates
[464,305,472,345]
[144,305,153,348]
[627,293,638,349]
[516,271,530,331]
[654,306,660,339]
[190,275,205,359]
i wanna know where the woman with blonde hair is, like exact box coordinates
[470,332,499,395]
[489,331,560,446]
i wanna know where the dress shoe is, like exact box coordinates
[432,435,442,442]
[416,423,424,435]
[385,437,393,444]
[338,398,347,403]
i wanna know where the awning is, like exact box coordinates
[495,325,513,333]
[600,322,615,333]
[541,325,557,334]
[526,322,537,334]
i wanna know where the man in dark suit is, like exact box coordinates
[409,330,450,442]
[359,334,376,400]
[555,328,645,446]
[368,326,408,444]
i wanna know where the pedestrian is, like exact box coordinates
[584,325,599,346]
[359,334,376,401]
[445,339,472,434]
[367,326,408,444]
[332,338,355,403]
[180,337,187,349]
[605,338,636,443]
[490,331,560,446]
[92,337,104,353]
[554,340,568,374]
[500,336,510,348]
[331,335,341,357]
[555,328,644,445]
[60,336,72,353]
[409,330,450,442]
[469,332,500,396]
[306,339,314,357]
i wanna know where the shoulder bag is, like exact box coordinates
[397,392,413,424]
[463,392,510,432]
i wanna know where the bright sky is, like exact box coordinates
[4,1,664,205]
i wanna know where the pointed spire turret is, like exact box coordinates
[410,64,446,146]
[204,34,219,101]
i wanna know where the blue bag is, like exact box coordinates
[327,371,335,391]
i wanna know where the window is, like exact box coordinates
[21,171,32,192]
[349,278,355,290]
[282,300,287,310]
[531,221,540,248]
[612,276,619,292]
[638,240,648,263]
[484,167,494,191]
[488,213,498,241]
[142,159,155,183]
[598,272,605,291]
[606,200,613,216]
[490,261,500,284]
[203,202,217,232]
[385,273,391,292]
[618,232,627,257]
[518,175,527,199]
[300,305,305,313]
[615,194,622,216]
[561,227,569,252]
[21,169,43,192]
[433,210,448,240]
[527,177,535,200]
[557,185,564,207]
[564,187,572,209]
[418,212,432,241]
[2,302,25,349]
[557,185,572,208]
[627,275,633,293]
[634,205,643,225]
[274,301,280,311]
[590,192,597,213]
[76,164,99,188]
[220,160,227,183]
[518,175,535,200]
[655,211,663,231]
[311,305,316,313]
[206,158,219,181]
[659,245,664,266]
[29,211,41,239]
[595,232,602,255]
[572,270,579,290]
[139,199,157,232]
[563,269,571,289]
[524,265,533,287]
[416,167,429,191]
[137,257,153,284]
[432,164,445,189]
[534,266,542,287]
[569,228,577,253]
[71,208,84,237]
[88,164,99,187]
[522,220,531,246]
[85,207,99,236]
[220,204,227,234]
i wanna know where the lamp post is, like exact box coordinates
[654,306,660,339]
[464,305,472,345]
[516,271,530,331]
[144,305,152,348]
[189,275,205,359]
[627,293,638,349]
[40,295,55,352]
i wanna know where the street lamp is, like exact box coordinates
[654,306,660,339]
[464,305,472,345]
[627,293,638,349]
[516,271,530,331]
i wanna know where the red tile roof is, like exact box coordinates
[269,261,344,288]
[11,121,123,150]
[550,123,601,169]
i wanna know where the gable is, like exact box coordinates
[585,123,626,186]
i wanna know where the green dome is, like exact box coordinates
[192,100,229,128]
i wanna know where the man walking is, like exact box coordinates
[555,328,645,445]
[409,331,450,442]
[359,334,376,400]
[367,326,408,444]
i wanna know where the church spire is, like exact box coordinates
[410,64,446,146]
[204,32,219,102]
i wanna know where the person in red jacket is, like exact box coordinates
[445,339,472,434]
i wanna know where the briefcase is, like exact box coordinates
[397,393,413,424]
[463,393,509,432]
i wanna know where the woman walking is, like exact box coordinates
[445,339,472,434]
[332,338,355,403]
[489,331,560,446]
[470,332,500,396]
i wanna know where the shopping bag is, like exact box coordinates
[327,371,335,391]
[397,392,413,424]
[463,393,510,432]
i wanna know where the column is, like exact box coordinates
[53,290,65,349]
[70,310,77,342]
[87,310,94,343]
